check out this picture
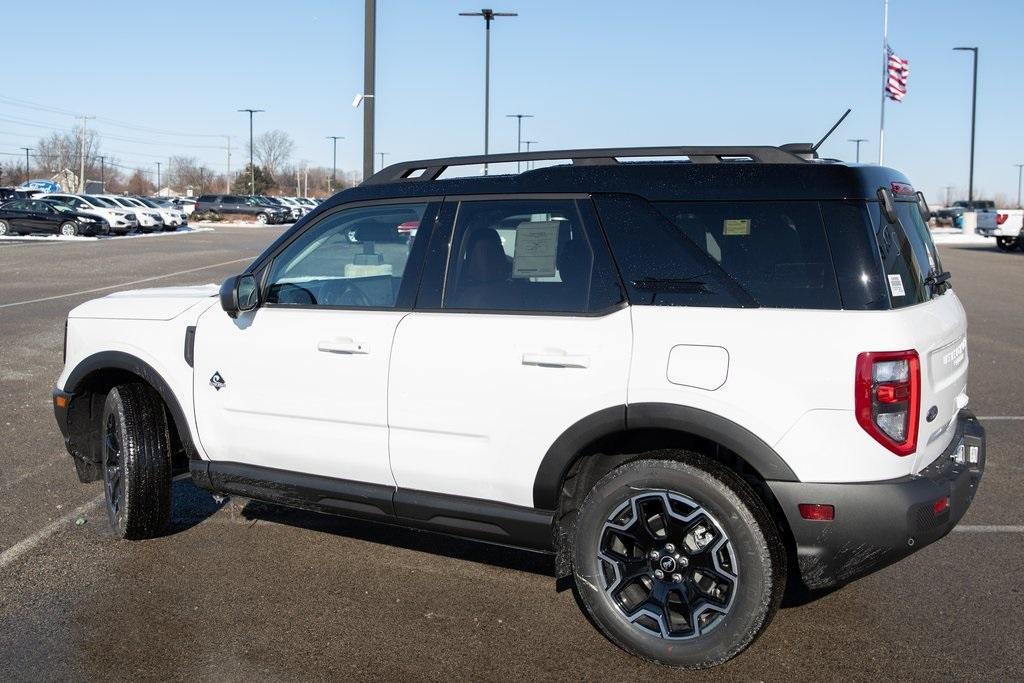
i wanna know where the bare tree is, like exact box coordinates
[249,129,294,178]
[35,126,101,178]
[125,169,155,195]
[167,156,218,194]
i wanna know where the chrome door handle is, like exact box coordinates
[521,351,590,368]
[317,338,370,355]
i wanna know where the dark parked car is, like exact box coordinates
[194,194,288,224]
[0,198,109,237]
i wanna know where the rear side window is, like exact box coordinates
[655,200,842,309]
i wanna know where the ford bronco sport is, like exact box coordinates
[53,145,985,669]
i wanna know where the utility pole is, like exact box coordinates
[238,109,264,195]
[363,0,376,182]
[224,135,232,193]
[155,162,162,194]
[99,156,106,192]
[953,47,979,202]
[460,8,518,174]
[327,136,344,193]
[77,115,94,192]
[19,147,31,184]
[522,140,537,170]
[942,185,954,207]
[376,152,389,171]
[1015,163,1024,208]
[848,138,868,163]
[506,113,533,171]
[304,166,309,198]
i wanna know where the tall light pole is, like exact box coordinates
[953,47,978,202]
[376,152,389,172]
[238,108,264,195]
[327,136,344,193]
[224,135,232,193]
[942,185,954,207]
[506,113,533,171]
[77,115,94,192]
[848,138,868,163]
[522,140,537,170]
[460,8,518,174]
[1015,163,1024,208]
[19,147,31,184]
[362,0,376,182]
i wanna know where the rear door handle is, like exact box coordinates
[522,351,590,368]
[317,338,370,355]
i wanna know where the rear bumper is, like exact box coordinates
[769,409,985,590]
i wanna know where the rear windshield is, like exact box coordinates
[870,200,937,308]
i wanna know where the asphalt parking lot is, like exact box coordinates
[0,229,1021,680]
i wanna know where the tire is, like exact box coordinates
[256,212,269,225]
[570,454,786,669]
[996,237,1019,251]
[100,383,173,540]
[0,219,8,236]
[60,221,79,237]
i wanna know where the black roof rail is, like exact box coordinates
[363,145,808,185]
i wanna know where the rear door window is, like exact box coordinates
[654,200,842,309]
[870,202,931,308]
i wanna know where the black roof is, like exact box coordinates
[327,146,912,207]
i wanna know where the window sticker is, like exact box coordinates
[512,221,559,278]
[723,218,751,236]
[887,273,906,297]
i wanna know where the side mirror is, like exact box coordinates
[220,274,259,318]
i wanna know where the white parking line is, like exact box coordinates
[0,495,103,570]
[0,257,252,310]
[977,416,1024,421]
[954,525,1024,533]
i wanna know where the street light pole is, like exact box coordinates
[327,136,344,193]
[848,138,868,163]
[238,109,264,195]
[20,147,31,184]
[376,152,389,171]
[506,113,533,171]
[522,140,537,170]
[460,8,518,174]
[363,0,376,182]
[942,185,954,207]
[953,47,979,202]
[1015,163,1024,208]
[155,162,161,194]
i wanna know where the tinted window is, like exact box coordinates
[5,200,30,211]
[265,203,430,308]
[869,202,930,308]
[654,200,841,309]
[818,201,888,310]
[443,199,623,314]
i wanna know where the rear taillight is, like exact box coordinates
[996,213,1008,225]
[855,350,920,456]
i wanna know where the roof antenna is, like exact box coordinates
[812,108,852,152]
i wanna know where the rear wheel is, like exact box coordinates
[0,219,9,236]
[256,212,269,225]
[996,237,1019,251]
[571,455,785,669]
[60,221,78,237]
[100,384,172,539]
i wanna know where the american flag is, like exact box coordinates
[886,47,910,102]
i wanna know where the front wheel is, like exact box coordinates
[996,237,1019,251]
[0,219,9,236]
[256,212,269,225]
[101,384,173,539]
[60,221,79,237]
[571,455,785,669]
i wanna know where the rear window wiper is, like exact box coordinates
[631,275,710,293]
[924,269,951,293]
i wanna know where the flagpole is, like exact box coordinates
[878,0,889,165]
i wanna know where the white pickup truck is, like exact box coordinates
[976,209,1024,251]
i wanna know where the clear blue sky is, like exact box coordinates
[1,0,1021,202]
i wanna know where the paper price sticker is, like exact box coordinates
[887,273,906,297]
[723,219,750,236]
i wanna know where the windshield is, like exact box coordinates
[110,198,132,207]
[82,195,112,207]
[135,197,159,208]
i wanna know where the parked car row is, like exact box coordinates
[192,194,321,224]
[0,192,191,237]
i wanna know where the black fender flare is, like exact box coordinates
[64,350,197,458]
[532,402,798,510]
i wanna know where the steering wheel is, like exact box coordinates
[324,281,371,307]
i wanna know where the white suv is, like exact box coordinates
[96,195,164,232]
[51,146,985,669]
